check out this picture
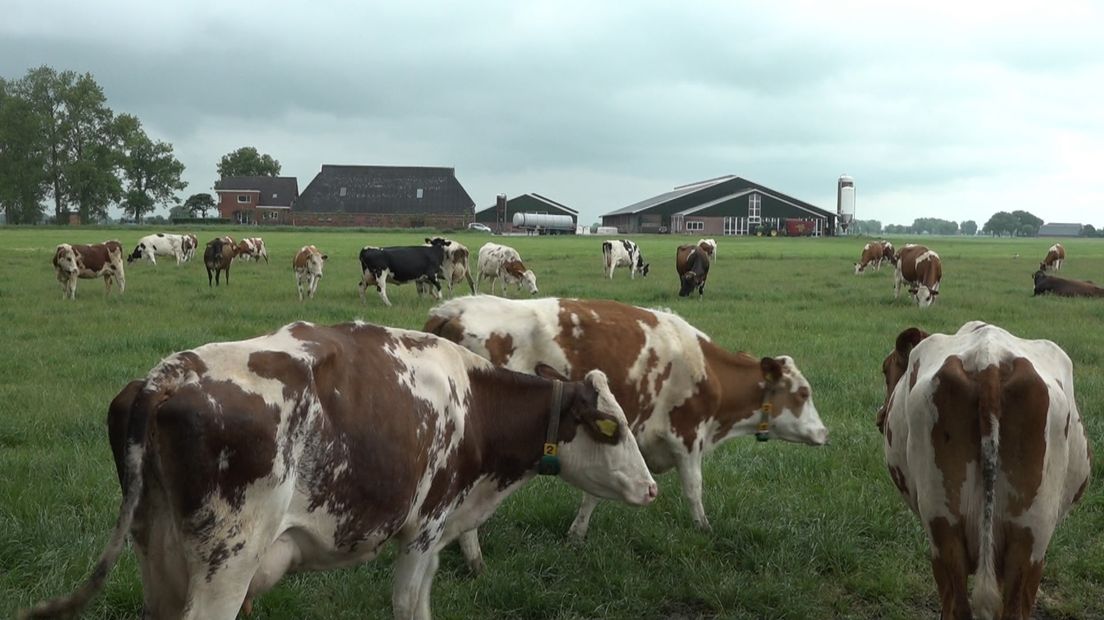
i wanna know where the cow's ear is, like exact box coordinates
[760,357,783,383]
[425,238,432,244]
[321,254,329,261]
[895,327,928,358]
[535,363,569,381]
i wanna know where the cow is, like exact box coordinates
[357,240,448,306]
[476,242,538,296]
[854,242,885,274]
[894,244,942,307]
[1033,270,1104,297]
[20,321,656,620]
[425,296,827,572]
[601,239,649,279]
[181,234,198,262]
[128,233,187,265]
[423,237,475,297]
[293,245,327,301]
[676,244,710,298]
[1040,243,1065,272]
[876,322,1091,620]
[696,238,717,262]
[52,241,126,299]
[879,240,895,266]
[236,237,269,263]
[204,236,236,287]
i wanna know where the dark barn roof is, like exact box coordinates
[294,165,474,215]
[215,176,299,207]
[1038,222,1082,237]
[604,175,833,219]
[475,193,578,222]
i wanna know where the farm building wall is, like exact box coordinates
[290,212,469,229]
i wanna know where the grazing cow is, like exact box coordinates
[879,240,895,266]
[894,244,943,307]
[236,237,269,263]
[21,321,656,620]
[602,239,649,279]
[357,240,448,306]
[854,242,885,274]
[181,234,198,262]
[52,241,126,299]
[476,242,538,296]
[1040,243,1065,272]
[293,245,327,301]
[676,244,710,298]
[696,238,717,262]
[128,233,187,265]
[204,236,236,287]
[425,297,827,571]
[1033,270,1104,297]
[423,237,475,297]
[877,322,1091,620]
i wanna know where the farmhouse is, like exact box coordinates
[1038,222,1082,237]
[474,193,578,233]
[215,176,300,225]
[290,165,474,228]
[601,175,837,236]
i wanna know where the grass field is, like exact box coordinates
[1,227,1101,619]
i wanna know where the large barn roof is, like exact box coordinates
[294,165,474,215]
[603,175,832,219]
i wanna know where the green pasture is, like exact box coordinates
[1,227,1101,619]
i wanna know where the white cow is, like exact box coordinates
[601,239,649,279]
[127,233,188,265]
[292,245,327,301]
[476,242,538,296]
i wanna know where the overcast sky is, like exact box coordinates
[3,0,1102,226]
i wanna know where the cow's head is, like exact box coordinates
[537,365,657,507]
[127,243,145,263]
[1033,270,1048,286]
[877,327,928,432]
[307,248,327,276]
[505,260,538,294]
[757,356,828,445]
[914,286,938,308]
[53,244,78,274]
[635,255,650,277]
[426,237,452,249]
[853,262,864,275]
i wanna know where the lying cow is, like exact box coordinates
[358,240,448,306]
[22,321,656,620]
[854,242,885,274]
[877,322,1091,620]
[477,242,538,296]
[127,233,188,265]
[676,244,710,298]
[204,236,236,287]
[423,237,475,297]
[1040,243,1065,272]
[696,238,717,262]
[894,243,942,307]
[1033,270,1104,297]
[235,237,269,263]
[602,239,649,279]
[52,241,126,299]
[425,296,827,572]
[293,245,327,301]
[181,233,198,262]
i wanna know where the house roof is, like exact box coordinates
[475,193,578,216]
[215,176,299,207]
[1038,222,1082,236]
[603,176,736,216]
[294,165,474,215]
[602,175,832,219]
[528,193,578,214]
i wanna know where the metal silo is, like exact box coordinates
[837,174,855,234]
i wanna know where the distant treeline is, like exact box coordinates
[854,211,1100,237]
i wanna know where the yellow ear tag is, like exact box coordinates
[761,403,773,414]
[595,419,618,437]
[757,422,770,432]
[543,443,558,457]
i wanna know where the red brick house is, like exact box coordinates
[214,176,300,225]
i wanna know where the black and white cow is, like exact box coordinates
[357,239,449,306]
[602,239,649,279]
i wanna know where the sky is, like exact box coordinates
[2,0,1102,227]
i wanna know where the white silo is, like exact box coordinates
[837,174,855,234]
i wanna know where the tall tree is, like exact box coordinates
[983,211,1018,237]
[217,146,281,179]
[960,220,978,236]
[184,192,216,218]
[115,114,185,224]
[1010,210,1043,237]
[0,77,48,224]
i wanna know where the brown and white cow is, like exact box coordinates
[423,237,475,297]
[235,237,268,263]
[52,240,126,299]
[894,244,943,307]
[23,321,655,620]
[181,233,199,262]
[676,244,710,298]
[204,236,237,287]
[854,242,885,274]
[1040,243,1065,272]
[877,322,1091,620]
[878,240,895,265]
[425,296,827,570]
[696,238,717,262]
[476,242,538,296]
[292,245,327,301]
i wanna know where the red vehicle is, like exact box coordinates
[784,218,816,236]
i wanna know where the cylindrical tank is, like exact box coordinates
[512,212,575,230]
[837,174,856,233]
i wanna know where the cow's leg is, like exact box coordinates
[999,524,1045,620]
[428,275,442,301]
[224,267,230,286]
[464,271,475,295]
[358,274,369,303]
[296,273,306,302]
[457,530,485,574]
[894,267,904,299]
[567,492,602,540]
[376,269,393,307]
[392,544,438,620]
[309,275,320,299]
[675,448,710,530]
[926,519,972,620]
[115,269,125,293]
[103,274,113,296]
[413,550,440,620]
[207,267,213,287]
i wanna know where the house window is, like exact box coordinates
[339,187,347,197]
[686,220,704,232]
[416,188,424,199]
[748,193,761,224]
[237,194,250,203]
[724,217,737,236]
[272,193,278,199]
[263,210,280,221]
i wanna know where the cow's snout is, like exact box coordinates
[643,482,659,504]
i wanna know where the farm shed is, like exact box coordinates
[601,175,837,236]
[291,165,474,228]
[475,193,578,233]
[215,176,299,225]
[1038,222,1083,237]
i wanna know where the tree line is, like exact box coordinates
[854,210,1102,237]
[1,65,284,225]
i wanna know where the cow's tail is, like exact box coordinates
[971,365,1002,620]
[601,241,612,271]
[21,381,161,619]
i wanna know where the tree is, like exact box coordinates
[852,219,882,235]
[1082,224,1098,237]
[911,218,958,235]
[114,114,185,224]
[217,146,281,179]
[1011,210,1043,237]
[0,77,48,224]
[983,211,1018,237]
[184,192,216,218]
[960,220,978,236]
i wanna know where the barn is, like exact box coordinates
[474,193,578,233]
[601,175,837,236]
[290,165,474,228]
[215,176,300,225]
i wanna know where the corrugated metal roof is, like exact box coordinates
[1038,222,1083,236]
[603,176,735,216]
